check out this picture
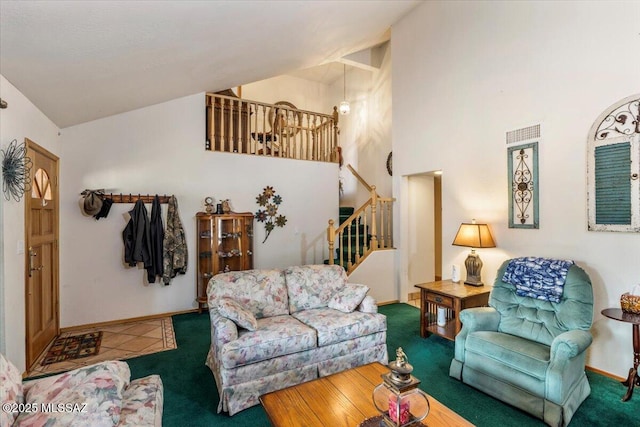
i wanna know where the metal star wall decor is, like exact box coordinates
[255,186,287,243]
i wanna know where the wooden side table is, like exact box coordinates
[601,308,640,401]
[415,280,492,341]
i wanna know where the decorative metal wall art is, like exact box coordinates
[255,186,287,243]
[508,142,539,229]
[595,97,639,140]
[1,139,33,201]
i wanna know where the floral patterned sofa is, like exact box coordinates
[206,264,388,415]
[1,354,163,426]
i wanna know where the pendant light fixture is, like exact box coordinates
[339,64,350,115]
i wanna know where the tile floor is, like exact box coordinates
[27,317,176,378]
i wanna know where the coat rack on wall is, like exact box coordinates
[79,191,172,204]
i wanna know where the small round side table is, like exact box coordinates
[601,308,640,401]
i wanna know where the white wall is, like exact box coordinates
[0,74,61,370]
[392,0,640,377]
[242,75,333,114]
[339,44,393,208]
[59,92,337,327]
[348,249,396,304]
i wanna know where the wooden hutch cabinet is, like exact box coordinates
[196,212,254,312]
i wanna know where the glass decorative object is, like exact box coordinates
[372,348,430,427]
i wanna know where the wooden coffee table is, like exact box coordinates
[259,362,473,427]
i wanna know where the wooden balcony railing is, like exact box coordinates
[327,185,394,274]
[206,93,340,163]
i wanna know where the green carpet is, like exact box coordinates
[126,304,637,426]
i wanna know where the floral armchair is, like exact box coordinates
[1,353,163,426]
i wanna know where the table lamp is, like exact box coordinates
[452,219,496,286]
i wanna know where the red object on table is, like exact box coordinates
[388,394,410,424]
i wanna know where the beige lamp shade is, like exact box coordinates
[452,223,496,248]
[452,222,495,286]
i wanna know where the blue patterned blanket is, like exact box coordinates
[502,257,574,303]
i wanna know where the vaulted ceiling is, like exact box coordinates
[0,1,419,128]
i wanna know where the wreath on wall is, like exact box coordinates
[1,139,32,201]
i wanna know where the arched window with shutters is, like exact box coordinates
[587,94,640,232]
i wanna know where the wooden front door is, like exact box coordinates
[25,139,59,368]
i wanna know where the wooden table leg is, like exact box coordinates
[621,323,640,401]
[419,289,426,338]
[454,299,462,336]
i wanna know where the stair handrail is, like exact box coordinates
[333,197,373,236]
[347,164,373,193]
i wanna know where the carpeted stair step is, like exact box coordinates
[340,233,371,246]
[323,243,367,269]
[339,206,355,225]
[327,207,364,270]
[343,222,367,233]
[340,223,368,236]
[338,245,367,257]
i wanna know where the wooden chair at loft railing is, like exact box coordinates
[251,101,301,156]
[251,106,281,155]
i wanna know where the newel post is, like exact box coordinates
[370,186,378,250]
[327,219,335,265]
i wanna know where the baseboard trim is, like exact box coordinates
[586,365,624,382]
[60,309,199,333]
[378,300,400,306]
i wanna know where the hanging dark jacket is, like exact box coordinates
[148,195,165,283]
[123,200,152,274]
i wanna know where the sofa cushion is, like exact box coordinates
[218,297,258,331]
[328,284,369,313]
[466,331,550,381]
[208,269,289,319]
[357,295,378,314]
[284,265,347,313]
[119,374,164,427]
[17,360,130,426]
[293,308,387,346]
[220,315,317,369]
[0,353,24,427]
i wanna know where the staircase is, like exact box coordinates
[325,207,371,269]
[326,178,395,275]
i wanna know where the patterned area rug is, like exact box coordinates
[28,316,176,378]
[41,332,103,365]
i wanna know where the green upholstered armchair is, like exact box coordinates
[449,259,594,427]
